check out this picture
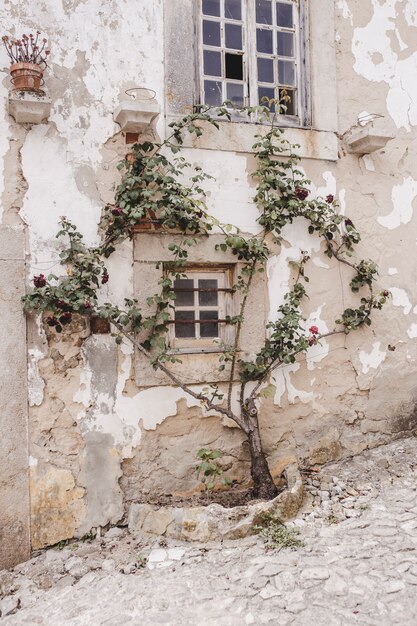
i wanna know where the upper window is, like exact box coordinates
[199,0,304,119]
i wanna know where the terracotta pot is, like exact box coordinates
[10,63,44,91]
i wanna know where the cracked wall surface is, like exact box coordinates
[2,0,417,557]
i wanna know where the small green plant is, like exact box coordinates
[195,448,232,494]
[253,510,304,550]
[325,515,340,525]
[136,554,148,569]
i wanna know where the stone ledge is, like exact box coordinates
[8,90,52,124]
[166,116,338,162]
[128,464,304,542]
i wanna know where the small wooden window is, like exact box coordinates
[168,265,235,351]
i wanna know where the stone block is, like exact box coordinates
[8,90,52,124]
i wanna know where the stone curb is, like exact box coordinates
[128,464,304,542]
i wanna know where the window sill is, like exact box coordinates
[166,116,338,162]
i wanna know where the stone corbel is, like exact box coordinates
[8,90,52,124]
[113,96,160,134]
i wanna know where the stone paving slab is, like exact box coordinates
[2,437,417,625]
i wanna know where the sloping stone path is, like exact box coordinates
[2,437,417,625]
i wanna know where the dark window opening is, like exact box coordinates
[225,53,243,80]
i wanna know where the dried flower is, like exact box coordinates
[1,31,50,66]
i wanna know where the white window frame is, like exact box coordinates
[197,0,307,125]
[167,264,236,352]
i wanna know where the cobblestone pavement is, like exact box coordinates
[2,437,417,625]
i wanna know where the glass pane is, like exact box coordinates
[203,20,221,46]
[204,80,223,106]
[256,0,272,24]
[278,31,294,57]
[225,53,243,80]
[175,310,195,338]
[278,59,295,85]
[225,0,242,20]
[258,86,276,111]
[227,82,244,106]
[202,0,221,16]
[276,2,293,27]
[200,310,219,338]
[204,50,222,77]
[257,57,274,83]
[256,28,273,54]
[198,279,218,306]
[279,88,296,115]
[174,279,194,306]
[225,23,242,50]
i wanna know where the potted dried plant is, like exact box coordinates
[2,32,50,91]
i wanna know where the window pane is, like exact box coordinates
[278,59,295,85]
[203,20,221,47]
[198,279,218,306]
[256,28,273,54]
[276,2,293,28]
[280,88,296,115]
[204,80,223,106]
[202,0,221,17]
[256,0,272,24]
[278,31,294,57]
[225,53,243,80]
[225,0,242,20]
[257,57,274,83]
[204,50,222,76]
[200,310,219,337]
[226,82,244,106]
[258,86,276,111]
[225,23,242,50]
[174,278,194,306]
[175,310,195,338]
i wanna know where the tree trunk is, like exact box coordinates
[245,409,278,500]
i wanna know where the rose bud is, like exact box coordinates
[101,272,109,284]
[295,187,309,201]
[382,290,390,297]
[59,312,72,325]
[84,301,92,309]
[46,316,58,327]
[33,274,46,288]
[111,207,123,216]
[309,325,319,335]
[326,194,334,204]
[308,337,316,346]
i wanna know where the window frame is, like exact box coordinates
[196,0,310,128]
[167,264,236,353]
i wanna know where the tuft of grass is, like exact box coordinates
[253,510,304,550]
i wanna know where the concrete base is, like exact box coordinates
[8,90,52,124]
[114,99,160,133]
[0,226,30,569]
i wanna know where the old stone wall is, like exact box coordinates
[1,0,417,557]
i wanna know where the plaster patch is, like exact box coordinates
[312,257,330,270]
[337,0,353,24]
[358,342,386,374]
[28,348,46,407]
[338,189,346,216]
[20,126,101,269]
[390,287,412,315]
[271,363,314,406]
[361,155,375,172]
[378,177,417,230]
[388,267,398,275]
[352,2,417,129]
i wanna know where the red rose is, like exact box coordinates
[59,312,72,325]
[295,187,309,201]
[46,316,58,327]
[33,274,46,288]
[309,325,319,335]
[111,207,123,216]
[101,272,109,284]
[326,194,334,204]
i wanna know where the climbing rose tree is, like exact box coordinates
[23,105,389,500]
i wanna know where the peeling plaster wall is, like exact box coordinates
[3,0,417,552]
